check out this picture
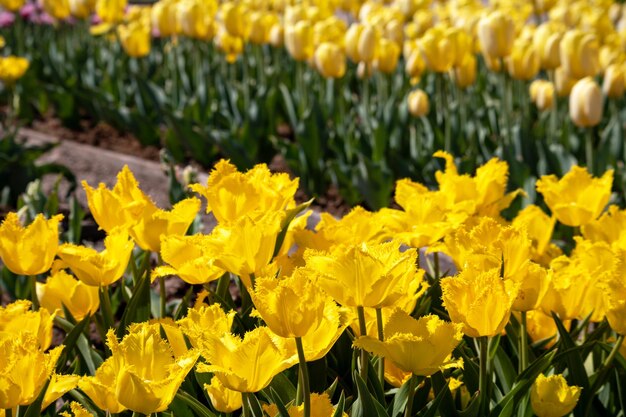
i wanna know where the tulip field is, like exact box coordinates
[3,0,626,416]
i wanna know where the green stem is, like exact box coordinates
[159,276,166,318]
[5,408,12,417]
[479,336,490,416]
[295,337,310,417]
[357,306,369,382]
[99,286,115,331]
[586,128,595,175]
[604,334,624,371]
[548,70,558,144]
[29,275,40,310]
[404,375,417,417]
[519,311,528,373]
[242,393,251,417]
[376,308,385,387]
[433,252,440,279]
[499,61,511,146]
[583,334,625,416]
[438,73,451,152]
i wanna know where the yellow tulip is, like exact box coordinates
[441,267,519,338]
[531,374,581,417]
[0,212,62,276]
[314,42,347,78]
[304,240,418,308]
[57,230,134,287]
[529,80,556,111]
[205,377,242,413]
[536,165,612,227]
[345,23,379,63]
[215,28,244,63]
[151,0,179,37]
[581,205,626,254]
[506,37,540,80]
[374,38,400,74]
[285,21,315,61]
[95,0,126,23]
[354,311,463,376]
[37,269,100,320]
[404,45,425,82]
[269,23,284,47]
[453,52,476,89]
[190,159,298,224]
[251,269,326,338]
[0,300,54,349]
[512,263,549,312]
[177,302,236,350]
[569,77,603,128]
[154,234,225,285]
[81,325,199,414]
[0,0,25,11]
[69,0,95,19]
[560,30,600,80]
[177,0,217,41]
[220,2,250,39]
[0,332,63,409]
[512,205,556,263]
[118,20,151,58]
[129,197,200,253]
[604,272,626,334]
[197,327,297,393]
[249,12,279,45]
[82,165,151,233]
[59,402,94,417]
[533,22,563,70]
[526,310,565,349]
[603,64,625,98]
[407,89,429,117]
[554,67,577,97]
[477,10,515,58]
[43,0,71,20]
[419,26,456,73]
[211,212,284,287]
[41,374,80,410]
[264,393,341,417]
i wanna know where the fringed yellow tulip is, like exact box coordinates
[354,311,463,376]
[177,302,236,349]
[304,240,418,308]
[59,402,94,417]
[190,159,298,224]
[0,300,54,349]
[154,234,224,284]
[82,165,151,233]
[197,327,297,393]
[264,393,340,417]
[0,56,29,84]
[57,230,134,287]
[0,212,62,276]
[205,377,243,413]
[41,374,80,410]
[512,205,557,264]
[0,333,63,409]
[129,197,200,252]
[530,374,581,417]
[441,267,519,338]
[37,269,100,320]
[81,325,199,414]
[251,268,326,338]
[536,165,613,227]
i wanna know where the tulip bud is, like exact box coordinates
[357,24,379,63]
[453,53,476,89]
[477,10,516,59]
[569,77,603,128]
[43,0,71,19]
[560,30,600,80]
[69,0,95,19]
[506,38,540,81]
[603,64,625,99]
[215,28,244,63]
[0,56,30,85]
[0,0,25,11]
[118,20,151,58]
[269,23,283,47]
[96,0,126,23]
[529,80,555,111]
[405,47,425,80]
[483,53,502,73]
[178,0,216,41]
[285,20,314,61]
[152,0,178,37]
[220,3,250,40]
[314,42,346,78]
[407,89,429,117]
[419,25,455,73]
[554,67,576,97]
[533,23,563,70]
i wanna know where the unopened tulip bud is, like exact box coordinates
[603,64,625,99]
[407,89,429,117]
[506,38,540,81]
[285,21,314,61]
[453,53,476,89]
[374,38,400,74]
[529,80,555,111]
[314,42,346,78]
[560,30,600,80]
[570,77,603,128]
[477,10,516,59]
[555,67,576,97]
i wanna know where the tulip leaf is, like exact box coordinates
[56,313,91,372]
[269,388,292,417]
[266,371,297,405]
[116,269,152,338]
[54,316,98,375]
[174,391,218,417]
[430,371,456,417]
[392,376,413,417]
[332,391,346,417]
[416,378,449,417]
[244,392,265,417]
[23,377,51,417]
[352,371,383,417]
[457,391,481,417]
[273,198,314,257]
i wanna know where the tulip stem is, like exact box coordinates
[585,128,595,175]
[357,306,369,382]
[29,275,40,310]
[519,311,528,373]
[99,286,114,331]
[584,334,624,417]
[404,374,418,417]
[5,408,12,417]
[376,308,385,386]
[159,276,166,318]
[479,336,490,416]
[295,337,311,417]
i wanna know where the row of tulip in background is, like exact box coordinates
[1,0,626,209]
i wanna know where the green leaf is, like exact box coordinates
[174,391,218,417]
[23,378,51,417]
[332,391,346,417]
[273,198,314,257]
[56,313,91,372]
[351,371,381,417]
[116,269,152,338]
